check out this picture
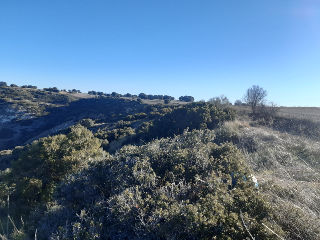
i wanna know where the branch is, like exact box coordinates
[240,210,255,240]
[262,223,285,240]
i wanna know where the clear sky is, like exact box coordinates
[1,1,320,106]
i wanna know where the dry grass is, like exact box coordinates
[141,99,189,105]
[228,121,320,239]
[231,105,320,122]
[277,107,320,122]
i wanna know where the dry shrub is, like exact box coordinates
[273,117,320,141]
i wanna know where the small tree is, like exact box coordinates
[139,93,148,99]
[0,81,7,87]
[163,95,170,100]
[243,85,267,114]
[164,99,171,104]
[179,96,194,102]
[79,118,95,128]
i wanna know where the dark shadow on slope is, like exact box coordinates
[1,97,144,151]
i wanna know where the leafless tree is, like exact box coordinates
[208,94,230,106]
[243,85,267,114]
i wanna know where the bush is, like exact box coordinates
[134,112,147,119]
[148,111,161,119]
[0,125,105,220]
[254,102,279,123]
[139,93,148,99]
[179,95,194,102]
[79,118,95,128]
[38,129,282,239]
[130,102,236,144]
[208,95,231,106]
[164,99,171,104]
[123,115,135,121]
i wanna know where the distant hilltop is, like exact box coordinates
[0,81,194,103]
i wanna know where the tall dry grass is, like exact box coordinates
[218,119,320,239]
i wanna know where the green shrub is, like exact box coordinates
[0,125,105,220]
[148,111,161,119]
[38,130,282,239]
[123,115,135,121]
[164,99,170,104]
[134,112,147,119]
[129,102,236,144]
[79,118,95,128]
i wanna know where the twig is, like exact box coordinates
[6,195,9,236]
[0,220,5,236]
[240,210,255,240]
[0,233,8,240]
[8,216,19,233]
[262,223,285,240]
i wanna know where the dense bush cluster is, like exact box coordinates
[34,129,280,239]
[95,126,135,144]
[91,102,236,154]
[0,125,104,213]
[21,85,37,89]
[43,87,60,92]
[123,112,148,121]
[129,102,236,144]
[0,86,74,116]
[179,95,194,102]
[138,93,175,101]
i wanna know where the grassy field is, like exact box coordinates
[277,107,320,121]
[216,104,320,238]
[231,105,320,122]
[218,116,320,239]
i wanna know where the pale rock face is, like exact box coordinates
[0,107,33,123]
[0,108,17,123]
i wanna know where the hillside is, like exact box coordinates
[0,86,320,239]
[0,87,156,152]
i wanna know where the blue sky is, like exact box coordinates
[1,1,320,106]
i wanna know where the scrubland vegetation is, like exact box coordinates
[0,84,320,239]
